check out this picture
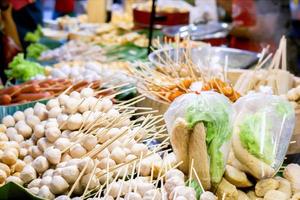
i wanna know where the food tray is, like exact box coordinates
[0,99,49,120]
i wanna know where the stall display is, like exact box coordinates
[1,3,300,199]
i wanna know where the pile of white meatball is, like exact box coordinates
[0,87,188,199]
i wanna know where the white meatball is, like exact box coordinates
[45,127,61,142]
[28,187,39,195]
[38,185,55,200]
[33,124,45,138]
[98,158,116,169]
[35,108,48,121]
[58,94,69,106]
[67,114,83,130]
[200,191,217,200]
[124,192,142,200]
[26,115,40,129]
[165,169,185,182]
[82,135,97,151]
[6,176,23,185]
[78,157,94,174]
[37,138,51,152]
[17,123,32,139]
[61,165,80,184]
[46,99,60,110]
[40,176,52,187]
[23,155,33,164]
[2,115,15,127]
[164,177,185,194]
[110,147,126,164]
[43,169,54,178]
[55,195,71,200]
[27,178,41,188]
[24,108,34,116]
[80,173,99,189]
[69,144,86,158]
[54,138,71,151]
[101,98,113,112]
[96,148,110,160]
[49,175,69,195]
[48,107,62,118]
[0,133,8,141]
[32,156,49,174]
[29,146,42,158]
[70,91,81,99]
[44,147,61,165]
[13,111,25,122]
[143,189,162,200]
[80,88,94,98]
[131,143,148,157]
[20,165,37,184]
[64,98,80,114]
[169,186,197,200]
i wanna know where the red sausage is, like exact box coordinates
[0,85,20,96]
[13,92,51,102]
[20,84,41,94]
[0,94,12,105]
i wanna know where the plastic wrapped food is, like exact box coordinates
[232,93,295,179]
[164,91,234,190]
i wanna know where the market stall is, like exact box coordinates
[0,1,300,200]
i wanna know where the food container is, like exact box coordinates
[232,93,295,179]
[148,46,259,69]
[164,92,234,189]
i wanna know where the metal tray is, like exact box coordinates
[149,46,259,69]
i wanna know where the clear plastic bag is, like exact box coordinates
[164,91,234,189]
[232,93,295,179]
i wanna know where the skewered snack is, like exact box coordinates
[0,79,105,106]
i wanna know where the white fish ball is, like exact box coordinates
[61,165,80,184]
[38,185,55,200]
[37,138,51,152]
[26,115,40,129]
[131,143,148,157]
[11,159,26,172]
[82,135,97,151]
[165,169,185,182]
[101,98,113,112]
[80,173,99,189]
[65,98,80,114]
[49,175,69,195]
[78,99,90,113]
[17,123,32,139]
[33,124,45,139]
[29,146,43,159]
[58,94,69,106]
[46,99,60,110]
[24,108,34,116]
[1,149,18,165]
[20,165,37,184]
[61,153,72,162]
[78,157,94,174]
[19,148,28,158]
[40,176,52,187]
[96,148,110,160]
[44,147,61,165]
[55,195,71,200]
[32,156,49,174]
[0,133,8,141]
[2,115,15,127]
[6,176,23,185]
[124,192,142,200]
[23,155,33,164]
[55,138,71,151]
[45,127,61,142]
[70,91,81,99]
[69,144,86,158]
[48,107,62,118]
[13,111,25,122]
[111,147,126,164]
[27,178,41,188]
[35,108,48,121]
[80,88,94,98]
[28,187,39,195]
[43,169,54,178]
[67,114,83,130]
[98,158,116,169]
[107,140,122,152]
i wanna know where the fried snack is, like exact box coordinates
[189,122,211,190]
[170,117,190,174]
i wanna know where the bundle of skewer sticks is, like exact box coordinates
[234,36,294,96]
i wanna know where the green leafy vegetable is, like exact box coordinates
[26,43,49,59]
[24,25,42,43]
[185,94,232,185]
[239,112,274,164]
[275,101,294,118]
[186,180,203,199]
[5,54,45,81]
